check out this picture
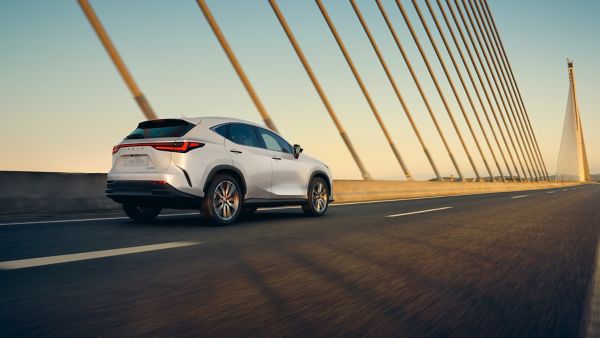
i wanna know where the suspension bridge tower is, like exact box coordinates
[555,60,590,182]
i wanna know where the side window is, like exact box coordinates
[213,124,229,138]
[228,123,261,148]
[257,128,292,153]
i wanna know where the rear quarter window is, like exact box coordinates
[213,124,230,138]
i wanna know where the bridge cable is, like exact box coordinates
[461,0,538,181]
[452,0,530,181]
[396,0,481,181]
[413,0,496,181]
[433,0,514,181]
[349,0,441,180]
[441,0,521,181]
[77,0,157,120]
[376,0,464,180]
[470,0,546,181]
[481,0,551,180]
[268,0,372,180]
[195,0,279,133]
[316,0,412,179]
[555,95,570,181]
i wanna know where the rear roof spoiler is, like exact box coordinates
[138,119,196,129]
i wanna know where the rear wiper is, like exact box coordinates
[126,134,144,139]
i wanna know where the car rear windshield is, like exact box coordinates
[125,119,196,140]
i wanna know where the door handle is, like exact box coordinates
[272,157,281,160]
[230,150,242,154]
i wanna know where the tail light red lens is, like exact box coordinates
[152,141,204,153]
[112,141,205,154]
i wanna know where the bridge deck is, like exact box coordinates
[1,185,598,336]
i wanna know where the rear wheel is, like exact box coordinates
[302,177,329,217]
[123,204,161,223]
[202,174,242,225]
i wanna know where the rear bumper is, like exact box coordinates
[106,180,201,209]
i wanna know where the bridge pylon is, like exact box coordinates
[556,60,590,182]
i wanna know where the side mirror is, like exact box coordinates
[293,144,303,159]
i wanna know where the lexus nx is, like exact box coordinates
[106,117,333,225]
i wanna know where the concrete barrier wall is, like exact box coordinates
[0,171,117,215]
[0,171,579,215]
[333,179,579,203]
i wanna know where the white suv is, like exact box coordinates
[106,117,333,225]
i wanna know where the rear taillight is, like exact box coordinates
[112,141,205,154]
[152,141,204,153]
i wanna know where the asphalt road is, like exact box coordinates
[1,185,599,336]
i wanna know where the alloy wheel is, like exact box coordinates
[312,181,328,213]
[213,180,240,220]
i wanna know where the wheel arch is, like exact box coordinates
[203,165,247,198]
[309,170,332,195]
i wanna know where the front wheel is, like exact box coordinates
[202,174,242,226]
[123,204,161,223]
[302,178,329,217]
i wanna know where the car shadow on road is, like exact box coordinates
[125,209,309,229]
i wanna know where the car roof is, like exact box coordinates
[178,116,267,129]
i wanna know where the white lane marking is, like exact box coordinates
[259,206,300,211]
[563,189,569,192]
[511,195,528,199]
[547,191,555,194]
[0,241,200,270]
[335,196,450,206]
[266,196,458,208]
[386,207,452,218]
[0,212,201,227]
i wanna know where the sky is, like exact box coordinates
[0,0,598,180]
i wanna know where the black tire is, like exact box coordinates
[202,174,242,226]
[123,204,161,223]
[302,177,329,217]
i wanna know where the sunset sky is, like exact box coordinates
[1,0,598,180]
